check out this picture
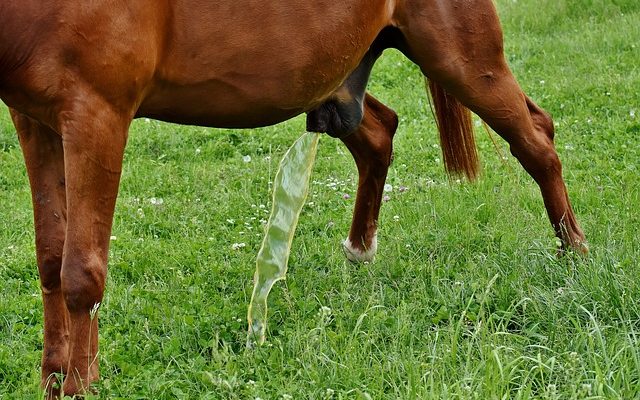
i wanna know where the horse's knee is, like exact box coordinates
[39,255,63,294]
[36,232,65,293]
[61,253,106,312]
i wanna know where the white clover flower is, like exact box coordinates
[243,155,252,163]
[231,243,246,250]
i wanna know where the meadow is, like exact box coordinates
[1,0,639,398]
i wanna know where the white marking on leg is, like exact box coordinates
[342,233,377,263]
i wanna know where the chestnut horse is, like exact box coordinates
[0,0,586,396]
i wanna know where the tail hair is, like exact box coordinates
[427,79,479,181]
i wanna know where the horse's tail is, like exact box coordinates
[427,79,479,181]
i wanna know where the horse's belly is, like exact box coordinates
[137,66,334,128]
[137,83,306,128]
[138,57,360,128]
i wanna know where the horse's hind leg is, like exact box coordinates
[396,0,586,251]
[340,93,398,262]
[12,110,69,397]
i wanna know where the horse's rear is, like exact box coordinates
[0,0,585,397]
[392,0,586,251]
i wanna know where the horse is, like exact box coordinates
[0,0,587,397]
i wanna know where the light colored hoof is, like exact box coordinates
[575,240,589,255]
[560,238,589,256]
[342,236,377,263]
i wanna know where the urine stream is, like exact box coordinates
[247,132,320,347]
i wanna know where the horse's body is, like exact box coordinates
[1,0,389,127]
[0,0,586,397]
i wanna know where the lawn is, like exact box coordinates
[1,0,639,398]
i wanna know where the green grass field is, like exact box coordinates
[1,1,639,398]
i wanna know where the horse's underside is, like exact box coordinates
[0,0,586,397]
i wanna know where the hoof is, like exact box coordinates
[61,369,99,399]
[559,238,589,256]
[42,374,63,400]
[558,218,588,256]
[342,236,377,263]
[574,241,589,255]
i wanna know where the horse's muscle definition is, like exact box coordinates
[0,1,585,397]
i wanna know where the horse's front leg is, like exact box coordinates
[13,110,69,398]
[340,93,398,262]
[56,93,130,396]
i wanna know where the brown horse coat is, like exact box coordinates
[0,0,585,397]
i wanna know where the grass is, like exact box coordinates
[1,0,639,398]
